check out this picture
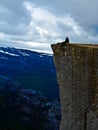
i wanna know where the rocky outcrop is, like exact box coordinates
[51,43,98,130]
[0,75,61,130]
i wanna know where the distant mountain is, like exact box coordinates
[0,47,59,100]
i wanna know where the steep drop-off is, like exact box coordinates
[51,43,98,130]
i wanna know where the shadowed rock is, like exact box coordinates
[0,75,61,130]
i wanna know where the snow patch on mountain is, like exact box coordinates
[0,56,8,60]
[18,50,30,56]
[41,53,53,56]
[0,50,19,56]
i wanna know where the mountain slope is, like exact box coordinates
[0,47,59,100]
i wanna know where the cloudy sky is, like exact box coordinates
[0,0,98,53]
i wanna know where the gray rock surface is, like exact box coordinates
[51,43,98,130]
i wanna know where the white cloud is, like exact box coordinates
[0,0,98,53]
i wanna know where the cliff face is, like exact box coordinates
[51,43,98,130]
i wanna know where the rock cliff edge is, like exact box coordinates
[51,43,98,130]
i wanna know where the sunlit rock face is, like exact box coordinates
[51,43,98,130]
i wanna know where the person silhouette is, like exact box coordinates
[65,37,69,43]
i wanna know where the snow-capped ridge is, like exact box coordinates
[0,50,19,56]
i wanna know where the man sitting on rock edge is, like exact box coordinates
[61,36,69,46]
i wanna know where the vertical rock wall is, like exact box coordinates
[51,43,98,130]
